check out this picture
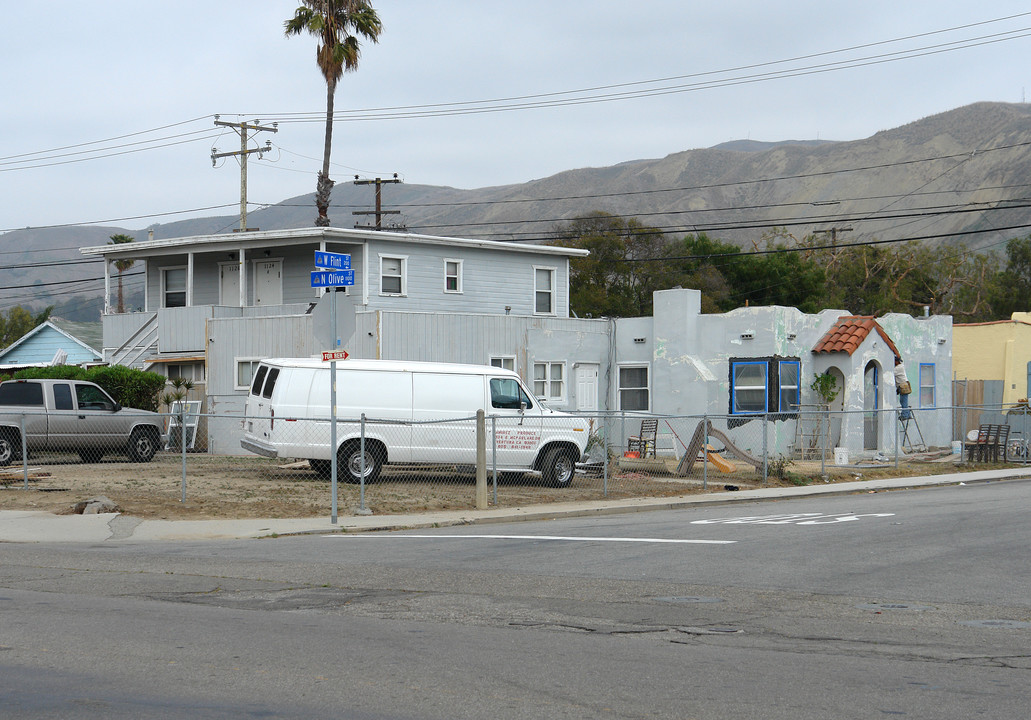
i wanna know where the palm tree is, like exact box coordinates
[285,1,383,227]
[107,234,135,313]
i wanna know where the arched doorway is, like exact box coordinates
[826,366,846,448]
[864,361,880,450]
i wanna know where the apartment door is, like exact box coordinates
[253,260,282,306]
[575,364,599,412]
[219,261,241,306]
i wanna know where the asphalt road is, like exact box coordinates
[1,478,1028,719]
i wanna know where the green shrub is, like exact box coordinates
[12,365,166,411]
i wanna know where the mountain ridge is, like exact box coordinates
[5,101,1031,319]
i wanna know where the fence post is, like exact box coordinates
[762,413,768,485]
[491,415,498,505]
[603,413,609,497]
[894,407,900,469]
[180,403,187,503]
[359,413,368,514]
[702,413,708,490]
[821,407,827,478]
[1022,404,1028,465]
[475,409,487,509]
[20,414,28,490]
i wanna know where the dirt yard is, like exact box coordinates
[0,449,986,521]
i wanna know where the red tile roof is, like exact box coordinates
[812,316,901,357]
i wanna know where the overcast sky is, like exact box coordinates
[3,1,1031,233]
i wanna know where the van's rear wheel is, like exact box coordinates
[340,441,383,484]
[542,447,577,488]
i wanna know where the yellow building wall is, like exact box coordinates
[953,313,1031,404]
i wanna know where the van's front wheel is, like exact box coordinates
[542,447,577,488]
[340,441,383,484]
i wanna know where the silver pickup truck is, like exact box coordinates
[0,379,166,465]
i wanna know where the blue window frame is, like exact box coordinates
[730,357,802,415]
[778,360,801,412]
[919,363,935,407]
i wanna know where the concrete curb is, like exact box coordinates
[2,468,1029,543]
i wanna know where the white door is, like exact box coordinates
[575,364,599,411]
[254,260,282,306]
[219,262,240,306]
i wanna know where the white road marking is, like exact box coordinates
[326,534,735,544]
[691,512,895,525]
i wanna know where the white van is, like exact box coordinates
[240,358,589,487]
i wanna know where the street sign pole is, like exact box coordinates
[330,288,338,524]
[311,251,354,525]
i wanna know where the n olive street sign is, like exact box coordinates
[311,269,354,287]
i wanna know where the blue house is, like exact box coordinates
[0,318,103,370]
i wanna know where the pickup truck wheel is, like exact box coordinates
[128,428,158,463]
[78,449,104,463]
[0,432,16,466]
[340,442,383,484]
[542,447,577,488]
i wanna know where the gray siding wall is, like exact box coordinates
[363,240,569,317]
[206,314,315,396]
[355,310,610,412]
[146,241,570,318]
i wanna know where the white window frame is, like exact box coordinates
[444,258,463,294]
[161,265,188,308]
[617,363,650,412]
[490,356,515,372]
[379,254,407,296]
[533,265,556,315]
[235,357,264,391]
[533,361,566,403]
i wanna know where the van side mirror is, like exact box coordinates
[519,401,526,413]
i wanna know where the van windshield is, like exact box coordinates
[490,378,533,410]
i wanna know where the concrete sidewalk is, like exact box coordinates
[2,468,1029,543]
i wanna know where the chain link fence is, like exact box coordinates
[2,402,1028,516]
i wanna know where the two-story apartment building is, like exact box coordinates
[81,227,952,458]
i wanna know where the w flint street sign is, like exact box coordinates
[314,251,351,270]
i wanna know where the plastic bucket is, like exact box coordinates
[834,447,849,465]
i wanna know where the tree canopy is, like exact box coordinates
[554,212,1024,321]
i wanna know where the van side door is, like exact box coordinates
[489,377,543,470]
[410,373,481,464]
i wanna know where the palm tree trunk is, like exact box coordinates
[117,270,124,314]
[315,78,337,227]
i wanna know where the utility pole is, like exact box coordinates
[353,174,403,230]
[211,116,278,232]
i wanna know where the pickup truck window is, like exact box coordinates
[53,383,74,410]
[0,382,44,406]
[75,383,115,411]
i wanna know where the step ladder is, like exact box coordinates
[899,413,926,452]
